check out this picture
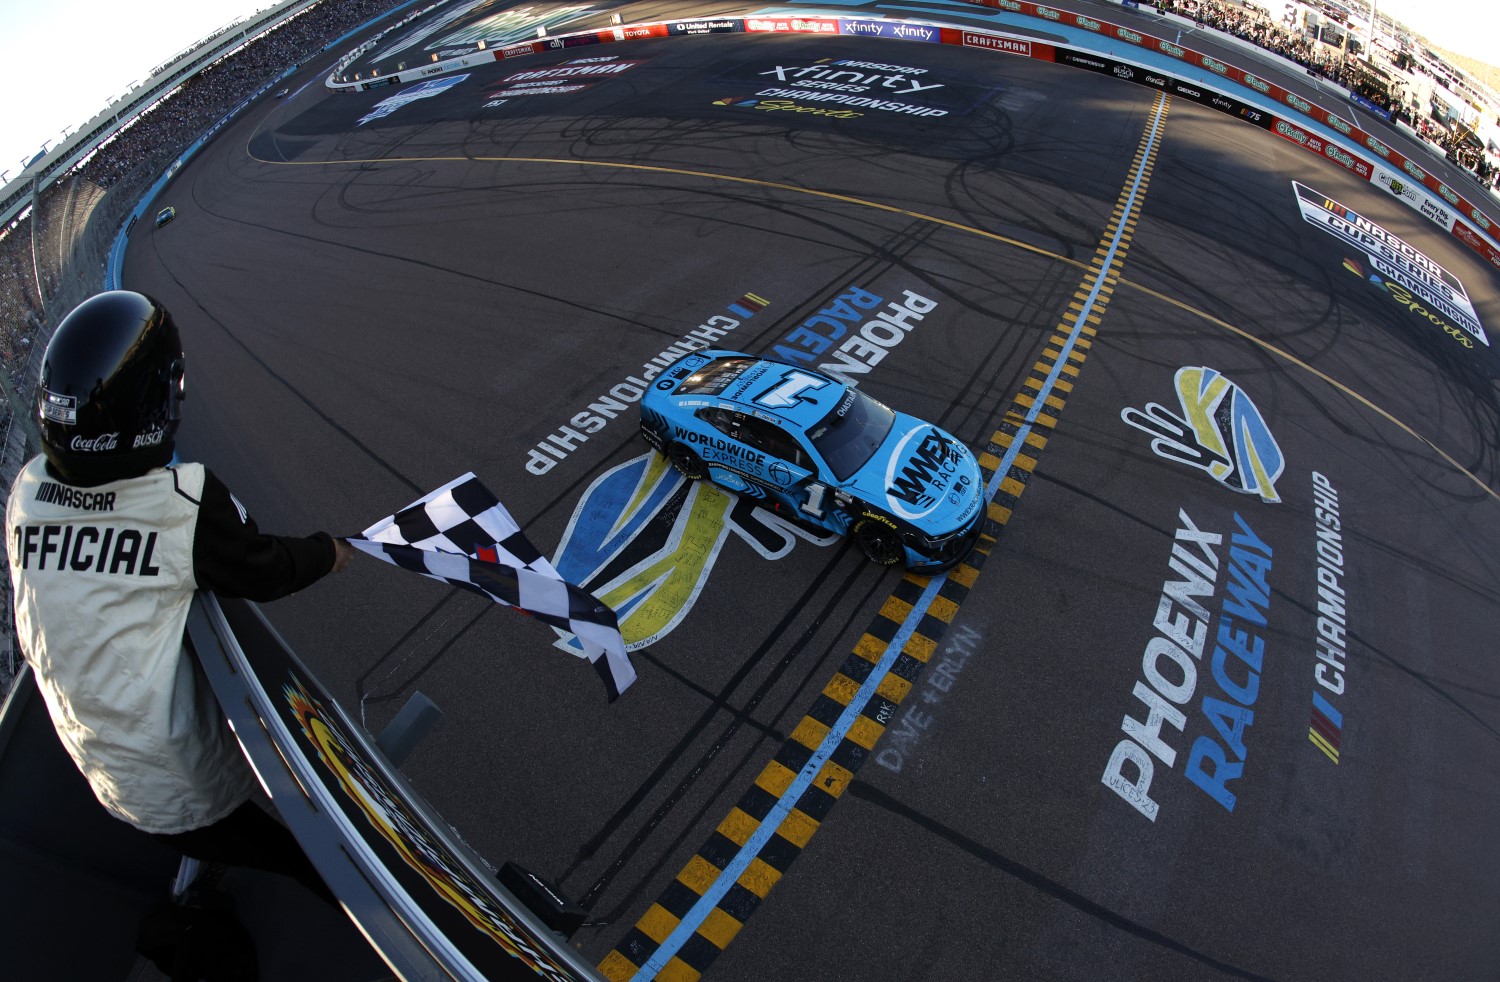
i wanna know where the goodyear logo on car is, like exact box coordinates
[1121,367,1284,503]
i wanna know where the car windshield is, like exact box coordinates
[676,358,755,396]
[806,388,896,481]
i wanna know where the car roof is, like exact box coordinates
[672,355,849,431]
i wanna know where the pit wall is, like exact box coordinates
[323,5,1500,276]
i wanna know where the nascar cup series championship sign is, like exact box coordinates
[1293,181,1488,347]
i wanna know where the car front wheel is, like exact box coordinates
[852,518,904,566]
[669,443,706,480]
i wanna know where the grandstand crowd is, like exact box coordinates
[0,0,1498,424]
[0,0,408,397]
[1164,0,1362,84]
[1157,0,1500,187]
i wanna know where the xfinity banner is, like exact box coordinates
[1294,181,1488,347]
[841,18,940,42]
[711,53,996,118]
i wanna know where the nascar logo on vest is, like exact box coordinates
[348,474,636,700]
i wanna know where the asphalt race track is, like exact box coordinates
[122,1,1500,978]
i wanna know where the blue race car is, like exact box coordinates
[640,350,986,571]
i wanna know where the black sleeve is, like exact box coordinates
[192,468,337,602]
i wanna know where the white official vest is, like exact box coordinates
[7,457,256,834]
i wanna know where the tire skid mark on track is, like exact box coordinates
[245,150,1496,500]
[566,551,878,918]
[599,90,1174,982]
[555,220,946,914]
[153,242,424,497]
[1123,282,1500,503]
[247,149,1101,273]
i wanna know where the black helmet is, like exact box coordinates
[37,291,186,485]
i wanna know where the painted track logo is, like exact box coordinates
[283,677,578,979]
[1121,367,1285,503]
[548,451,837,656]
[712,96,864,118]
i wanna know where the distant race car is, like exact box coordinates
[640,350,986,571]
[154,206,175,227]
[275,88,290,99]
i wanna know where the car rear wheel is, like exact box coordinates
[852,519,904,566]
[669,443,706,480]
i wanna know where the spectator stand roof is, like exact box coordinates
[0,0,321,230]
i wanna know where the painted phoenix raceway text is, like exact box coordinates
[1103,509,1274,820]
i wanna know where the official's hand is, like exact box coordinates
[332,538,356,573]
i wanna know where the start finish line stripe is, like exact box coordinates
[603,90,1172,982]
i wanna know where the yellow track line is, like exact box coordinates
[1126,281,1500,503]
[247,149,1500,502]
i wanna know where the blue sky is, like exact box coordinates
[0,0,1496,186]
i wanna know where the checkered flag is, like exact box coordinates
[349,474,636,701]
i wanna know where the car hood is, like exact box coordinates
[844,415,984,532]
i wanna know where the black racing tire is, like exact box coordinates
[852,518,904,566]
[669,443,707,480]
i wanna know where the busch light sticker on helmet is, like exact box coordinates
[41,390,77,425]
[1121,367,1285,503]
[132,427,167,449]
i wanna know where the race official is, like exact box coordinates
[7,290,353,899]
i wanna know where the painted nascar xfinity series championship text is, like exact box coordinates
[748,59,951,117]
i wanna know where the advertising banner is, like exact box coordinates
[1372,163,1459,231]
[498,41,541,59]
[1349,91,1393,121]
[1271,118,1374,179]
[744,15,839,34]
[666,19,743,35]
[945,28,1046,59]
[1452,221,1500,273]
[1053,49,1271,129]
[841,18,940,43]
[611,23,669,40]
